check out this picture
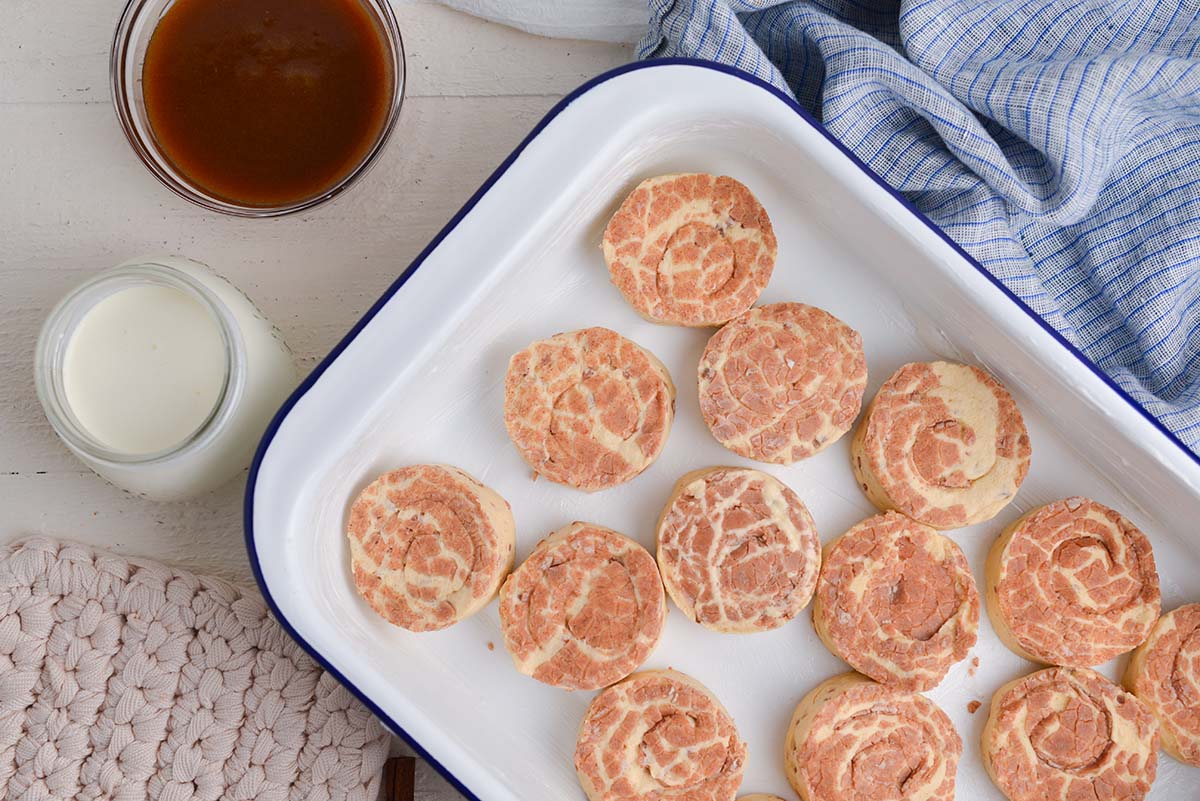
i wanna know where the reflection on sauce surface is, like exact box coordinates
[143,0,393,207]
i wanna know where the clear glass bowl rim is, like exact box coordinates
[109,0,407,217]
[34,260,248,466]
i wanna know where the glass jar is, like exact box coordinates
[35,256,298,500]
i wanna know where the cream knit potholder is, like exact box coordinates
[0,538,390,801]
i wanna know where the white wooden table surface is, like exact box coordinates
[0,2,630,796]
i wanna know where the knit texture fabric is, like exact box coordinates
[0,538,389,801]
[640,0,1200,450]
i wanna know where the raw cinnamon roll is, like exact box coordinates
[983,667,1158,801]
[852,361,1030,528]
[499,522,665,691]
[784,673,960,801]
[575,669,747,801]
[1124,603,1200,766]
[656,467,820,633]
[813,512,979,691]
[346,465,515,632]
[698,302,867,464]
[504,327,675,491]
[602,173,776,327]
[987,497,1160,666]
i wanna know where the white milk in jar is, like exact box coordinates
[36,256,298,500]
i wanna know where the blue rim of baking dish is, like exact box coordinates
[244,57,1200,801]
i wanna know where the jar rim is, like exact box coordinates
[35,259,247,466]
[109,0,406,217]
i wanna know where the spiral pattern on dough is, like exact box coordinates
[575,669,747,801]
[698,303,867,464]
[983,667,1158,801]
[602,173,777,327]
[504,327,675,491]
[813,512,979,691]
[656,467,820,632]
[1124,603,1200,766]
[784,673,961,801]
[987,497,1160,667]
[346,465,515,632]
[852,361,1030,528]
[499,522,666,691]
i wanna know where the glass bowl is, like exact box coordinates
[110,0,405,217]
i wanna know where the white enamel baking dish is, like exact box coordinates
[245,60,1200,800]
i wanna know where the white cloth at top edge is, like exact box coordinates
[434,0,647,43]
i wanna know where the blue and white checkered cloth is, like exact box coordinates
[641,0,1200,449]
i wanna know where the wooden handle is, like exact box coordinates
[382,756,416,801]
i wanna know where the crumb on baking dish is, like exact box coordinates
[969,656,980,676]
[967,700,981,714]
[487,641,495,651]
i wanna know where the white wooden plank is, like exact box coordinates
[0,3,629,795]
[0,0,631,104]
[0,473,251,580]
[0,92,573,798]
[1,94,563,476]
[1,94,568,262]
